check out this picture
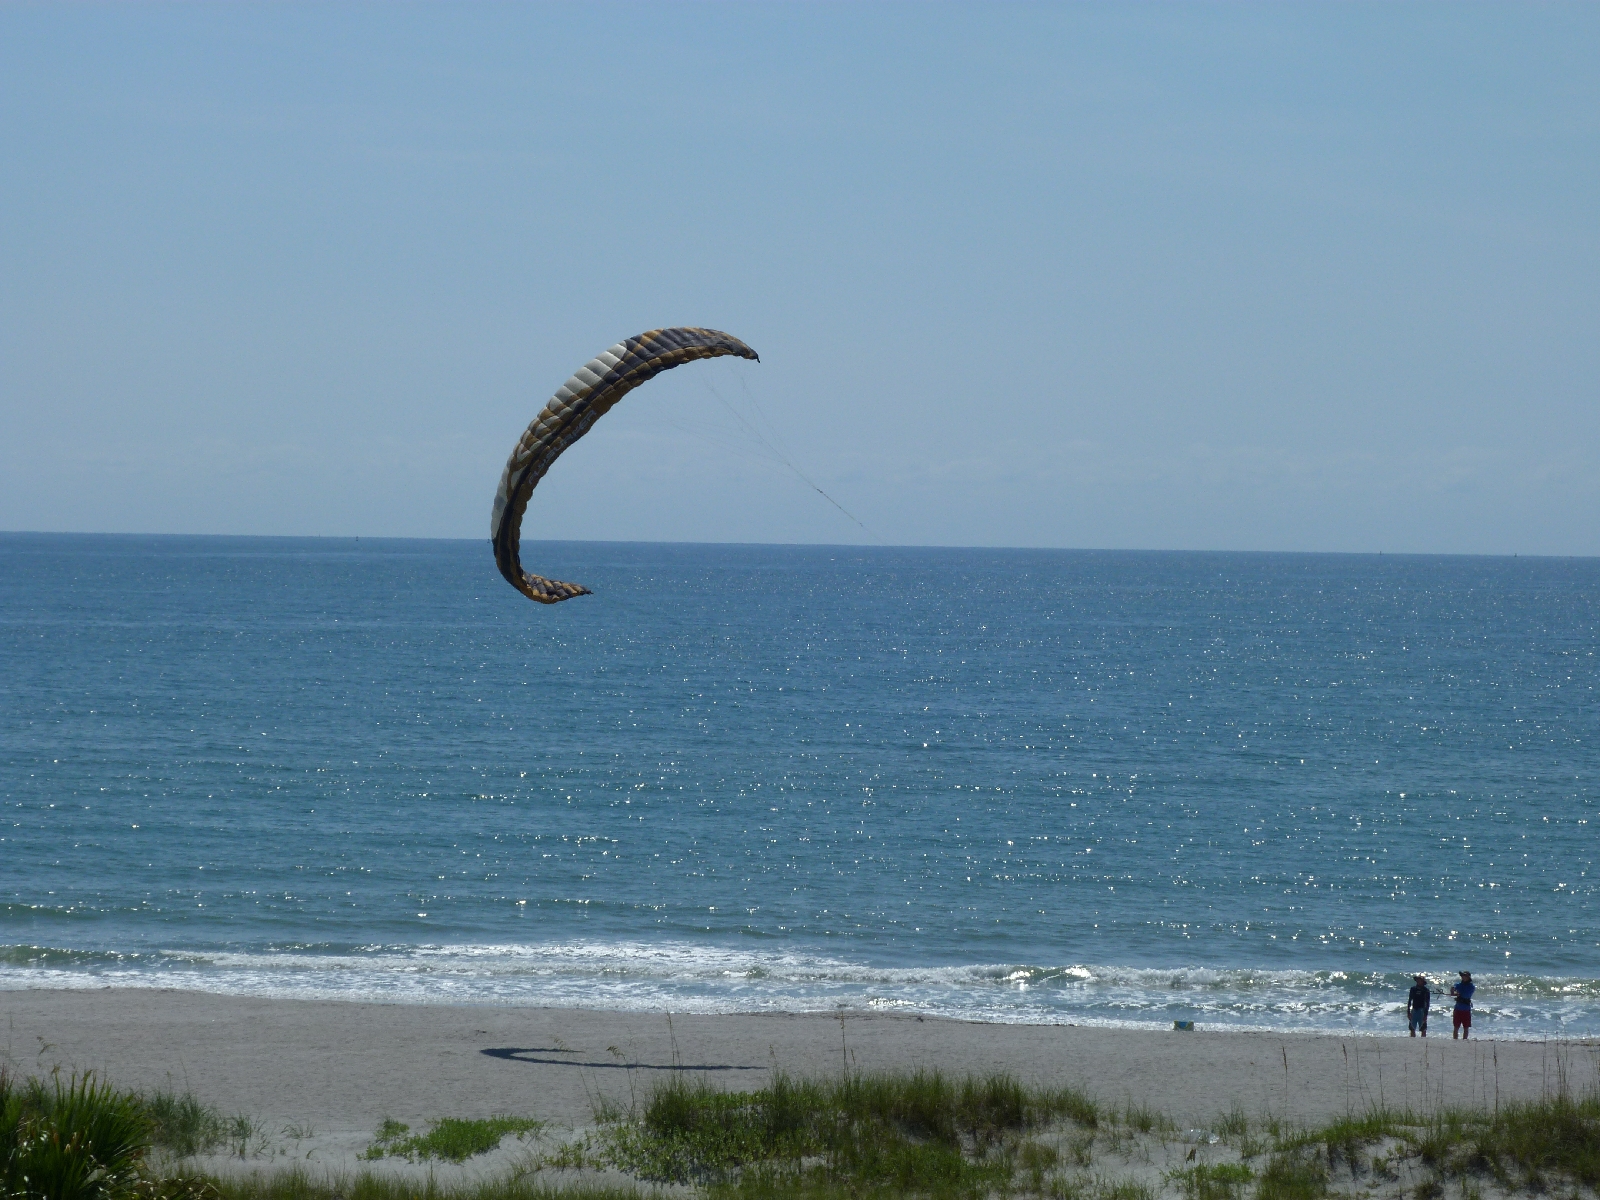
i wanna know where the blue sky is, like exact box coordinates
[3,2,1596,553]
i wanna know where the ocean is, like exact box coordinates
[2,534,1596,1036]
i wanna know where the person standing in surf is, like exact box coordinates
[1450,970,1475,1039]
[1407,974,1431,1037]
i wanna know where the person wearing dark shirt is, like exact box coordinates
[1450,971,1475,1039]
[1406,975,1431,1037]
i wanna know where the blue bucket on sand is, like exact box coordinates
[1174,1020,1195,1031]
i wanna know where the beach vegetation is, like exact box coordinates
[1253,1147,1328,1200]
[1065,1130,1096,1168]
[136,1091,262,1161]
[1408,1092,1600,1191]
[35,1062,1582,1200]
[362,1117,545,1164]
[1234,1133,1269,1163]
[1120,1105,1171,1136]
[1092,1179,1157,1200]
[2,1068,156,1200]
[548,1068,1100,1195]
[1215,1109,1250,1141]
[2,1068,146,1199]
[528,1072,1600,1200]
[1169,1162,1253,1200]
[1250,1087,1600,1200]
[140,1091,228,1159]
[222,1114,267,1160]
[206,1169,643,1200]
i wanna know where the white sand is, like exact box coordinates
[3,989,1596,1180]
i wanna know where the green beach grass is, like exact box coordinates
[5,1065,1598,1200]
[1,1068,223,1200]
[207,1173,645,1200]
[363,1117,546,1164]
[562,1067,1099,1196]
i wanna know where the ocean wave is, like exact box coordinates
[0,945,161,968]
[3,940,1597,1036]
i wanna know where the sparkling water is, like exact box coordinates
[2,534,1595,1035]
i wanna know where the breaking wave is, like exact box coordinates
[4,941,1596,1037]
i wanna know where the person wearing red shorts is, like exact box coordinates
[1450,970,1475,1038]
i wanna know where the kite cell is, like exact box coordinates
[491,326,760,604]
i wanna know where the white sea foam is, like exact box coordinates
[4,940,1597,1037]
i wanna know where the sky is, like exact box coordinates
[2,3,1597,555]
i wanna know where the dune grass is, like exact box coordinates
[1168,1163,1253,1200]
[1,1067,273,1200]
[206,1170,643,1200]
[12,1062,1600,1200]
[547,1068,1100,1197]
[139,1090,261,1159]
[1413,1090,1600,1190]
[1244,1088,1600,1200]
[182,1077,1600,1200]
[362,1116,546,1164]
[534,1068,1600,1200]
[141,1090,226,1159]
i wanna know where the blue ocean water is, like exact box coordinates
[2,533,1596,1036]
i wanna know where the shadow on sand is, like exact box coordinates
[480,1047,762,1071]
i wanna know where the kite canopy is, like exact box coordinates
[491,326,760,604]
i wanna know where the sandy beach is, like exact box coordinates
[5,990,1595,1151]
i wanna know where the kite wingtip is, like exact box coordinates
[517,574,593,604]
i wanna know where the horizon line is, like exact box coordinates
[0,529,1588,562]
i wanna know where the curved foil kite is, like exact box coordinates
[491,326,760,604]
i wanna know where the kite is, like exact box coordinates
[491,326,759,603]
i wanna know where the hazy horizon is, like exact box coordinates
[4,529,1595,563]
